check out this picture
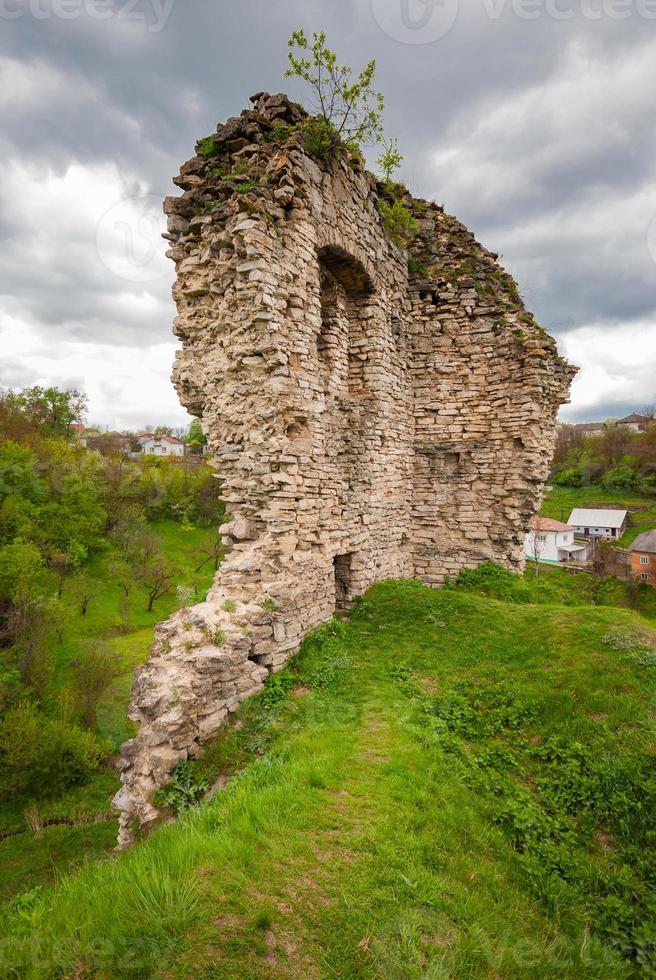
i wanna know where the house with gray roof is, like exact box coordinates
[568,508,627,540]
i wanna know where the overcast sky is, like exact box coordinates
[1,0,655,429]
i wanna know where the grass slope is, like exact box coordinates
[0,519,218,903]
[2,574,656,978]
[542,486,656,547]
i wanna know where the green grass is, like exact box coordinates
[2,578,656,977]
[50,519,218,746]
[453,561,656,621]
[0,519,218,903]
[542,486,656,546]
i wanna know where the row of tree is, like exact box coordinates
[552,413,656,491]
[0,386,223,801]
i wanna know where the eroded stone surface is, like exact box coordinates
[113,93,575,846]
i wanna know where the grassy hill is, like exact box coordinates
[2,569,655,978]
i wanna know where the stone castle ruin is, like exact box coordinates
[113,93,575,845]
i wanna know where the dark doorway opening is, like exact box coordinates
[333,553,354,612]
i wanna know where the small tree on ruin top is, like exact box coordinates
[285,29,385,158]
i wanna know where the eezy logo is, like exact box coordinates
[370,0,460,43]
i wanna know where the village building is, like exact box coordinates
[568,508,627,540]
[136,433,185,458]
[571,421,606,436]
[524,517,588,565]
[616,413,653,433]
[629,530,656,587]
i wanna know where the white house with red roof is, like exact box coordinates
[137,433,185,458]
[524,517,589,565]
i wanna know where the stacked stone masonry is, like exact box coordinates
[113,93,575,846]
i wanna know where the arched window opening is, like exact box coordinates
[316,246,374,398]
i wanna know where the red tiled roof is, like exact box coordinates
[531,517,574,532]
[137,433,183,444]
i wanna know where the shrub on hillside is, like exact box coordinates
[554,466,584,487]
[450,562,532,603]
[0,702,109,800]
[601,465,639,490]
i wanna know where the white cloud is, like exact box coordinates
[0,157,173,343]
[0,310,188,430]
[426,37,656,219]
[559,319,656,419]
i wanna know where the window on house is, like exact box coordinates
[641,572,649,581]
[640,556,649,565]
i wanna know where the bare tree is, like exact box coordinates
[49,550,77,599]
[109,558,133,633]
[601,423,630,467]
[194,526,224,572]
[69,641,123,728]
[592,539,614,578]
[137,555,178,612]
[73,576,97,616]
[6,597,59,699]
[552,425,585,467]
[529,523,546,577]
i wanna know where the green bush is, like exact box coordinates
[0,702,109,800]
[377,199,419,247]
[301,116,342,159]
[601,465,638,490]
[554,466,584,487]
[407,256,428,275]
[451,562,531,603]
[195,135,217,158]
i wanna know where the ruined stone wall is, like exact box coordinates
[113,93,575,845]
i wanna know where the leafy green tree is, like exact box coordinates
[0,539,44,600]
[0,442,45,506]
[0,539,58,699]
[13,386,87,438]
[601,465,638,490]
[376,138,403,185]
[37,471,107,559]
[0,702,108,799]
[187,418,204,443]
[187,418,206,456]
[48,546,83,598]
[285,29,385,157]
